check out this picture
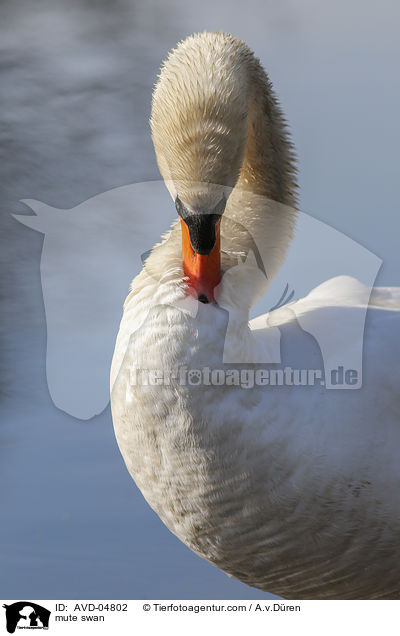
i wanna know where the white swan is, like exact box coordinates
[111,32,400,599]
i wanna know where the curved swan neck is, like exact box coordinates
[237,62,298,207]
[150,32,298,303]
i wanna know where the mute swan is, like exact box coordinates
[111,32,400,599]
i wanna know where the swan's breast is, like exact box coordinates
[111,294,400,598]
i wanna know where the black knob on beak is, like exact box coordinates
[175,196,226,255]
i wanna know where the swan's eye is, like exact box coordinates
[175,197,184,216]
[214,194,226,216]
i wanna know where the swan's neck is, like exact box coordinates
[150,33,298,308]
[237,64,297,207]
[218,63,298,301]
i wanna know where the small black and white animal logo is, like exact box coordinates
[2,602,51,633]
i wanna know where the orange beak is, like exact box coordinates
[181,217,221,303]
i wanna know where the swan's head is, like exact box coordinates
[150,33,254,303]
[151,33,250,202]
[150,32,296,304]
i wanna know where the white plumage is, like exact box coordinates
[111,32,400,599]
